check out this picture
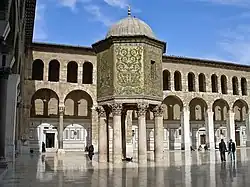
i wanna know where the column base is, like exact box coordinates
[138,154,147,164]
[246,141,250,147]
[0,157,8,168]
[182,143,191,151]
[154,153,164,162]
[99,154,108,163]
[113,154,122,164]
[208,142,215,150]
[57,149,65,154]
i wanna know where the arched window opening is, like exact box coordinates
[67,61,78,83]
[188,72,195,92]
[163,70,170,90]
[173,104,181,120]
[82,62,93,84]
[232,76,239,95]
[199,73,206,92]
[195,105,202,120]
[241,78,247,96]
[221,75,228,94]
[174,71,182,91]
[211,74,218,93]
[48,60,60,82]
[32,59,44,80]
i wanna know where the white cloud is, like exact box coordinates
[57,0,91,11]
[218,24,250,64]
[84,5,113,26]
[103,0,128,9]
[33,4,47,41]
[195,0,250,7]
[103,0,141,13]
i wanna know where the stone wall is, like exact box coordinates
[21,43,250,151]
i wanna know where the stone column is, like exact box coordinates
[205,109,215,150]
[181,105,191,150]
[227,110,235,142]
[121,111,127,158]
[0,69,9,167]
[137,103,148,164]
[96,106,107,162]
[57,105,65,154]
[126,110,133,157]
[245,113,250,147]
[5,74,20,161]
[91,107,99,152]
[111,103,123,164]
[153,105,164,162]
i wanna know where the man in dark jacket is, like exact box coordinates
[219,139,227,162]
[88,145,94,161]
[228,139,236,161]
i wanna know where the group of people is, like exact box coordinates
[219,139,236,162]
[41,140,236,163]
[190,139,236,162]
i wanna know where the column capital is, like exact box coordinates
[206,108,214,116]
[182,105,190,114]
[59,105,65,115]
[153,104,164,117]
[137,103,148,117]
[110,103,123,116]
[228,110,235,117]
[96,106,106,118]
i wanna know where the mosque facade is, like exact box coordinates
[24,10,250,163]
[1,1,250,164]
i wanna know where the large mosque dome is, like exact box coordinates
[106,9,156,39]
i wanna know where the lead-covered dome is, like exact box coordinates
[106,16,156,39]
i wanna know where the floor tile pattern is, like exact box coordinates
[1,149,250,187]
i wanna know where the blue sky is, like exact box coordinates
[34,0,250,64]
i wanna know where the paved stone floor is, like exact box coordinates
[1,149,250,186]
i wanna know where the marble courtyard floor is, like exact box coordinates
[1,149,250,187]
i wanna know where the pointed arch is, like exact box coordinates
[67,61,78,83]
[233,99,249,121]
[189,98,207,121]
[48,59,60,82]
[82,61,93,84]
[162,95,183,120]
[163,70,170,90]
[32,59,44,80]
[232,76,239,95]
[30,89,59,117]
[241,77,247,96]
[213,99,229,121]
[199,73,206,92]
[188,72,195,92]
[211,74,218,93]
[64,90,93,118]
[174,71,182,91]
[221,75,228,94]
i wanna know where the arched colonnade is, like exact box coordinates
[29,88,94,152]
[158,95,250,149]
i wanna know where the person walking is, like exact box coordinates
[88,145,94,161]
[219,139,227,162]
[228,139,236,161]
[42,142,46,153]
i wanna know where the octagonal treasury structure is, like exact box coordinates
[92,16,166,107]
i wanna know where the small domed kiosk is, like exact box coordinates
[92,7,166,164]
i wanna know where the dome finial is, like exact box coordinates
[127,5,131,16]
